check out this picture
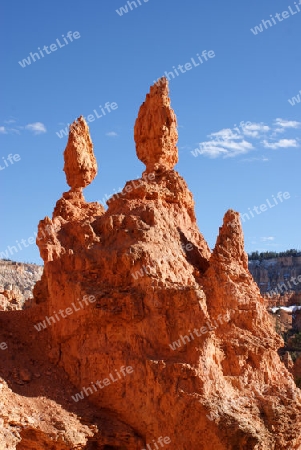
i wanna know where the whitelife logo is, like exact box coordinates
[142,436,171,450]
[18,31,81,68]
[97,172,155,206]
[34,295,96,331]
[0,223,60,260]
[0,153,21,171]
[116,0,150,16]
[153,50,215,85]
[169,314,230,351]
[55,101,118,139]
[71,365,134,402]
[250,1,301,35]
[240,191,290,223]
[0,342,7,351]
[288,89,301,106]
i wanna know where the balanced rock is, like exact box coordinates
[134,77,178,173]
[63,116,97,190]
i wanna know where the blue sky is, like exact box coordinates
[1,0,301,264]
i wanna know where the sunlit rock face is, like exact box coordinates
[34,79,301,450]
[63,115,97,190]
[134,77,178,173]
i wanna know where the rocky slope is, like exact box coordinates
[1,78,301,449]
[0,260,43,310]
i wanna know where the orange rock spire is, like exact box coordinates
[63,116,97,190]
[134,77,178,172]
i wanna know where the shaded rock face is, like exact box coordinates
[35,79,301,450]
[293,355,301,383]
[0,307,144,450]
[294,310,301,332]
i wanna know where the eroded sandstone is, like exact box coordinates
[63,116,97,190]
[134,77,178,173]
[2,78,301,449]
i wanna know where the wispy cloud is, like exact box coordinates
[194,144,227,158]
[218,139,253,156]
[193,125,254,158]
[192,118,301,158]
[193,140,253,158]
[274,118,301,129]
[262,139,298,149]
[240,122,270,138]
[210,128,241,141]
[106,131,118,137]
[24,122,47,135]
[0,120,47,136]
[261,236,275,242]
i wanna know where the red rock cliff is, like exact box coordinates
[35,78,301,450]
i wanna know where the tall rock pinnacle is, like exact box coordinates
[63,116,97,190]
[213,209,248,269]
[134,77,178,172]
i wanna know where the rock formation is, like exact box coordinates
[1,78,301,449]
[63,116,97,190]
[249,255,301,297]
[134,77,178,173]
[0,260,43,310]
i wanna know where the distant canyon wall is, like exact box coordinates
[248,256,301,297]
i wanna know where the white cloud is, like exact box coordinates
[196,133,253,158]
[241,122,270,138]
[195,144,228,158]
[274,118,301,129]
[261,237,275,242]
[272,128,285,135]
[195,121,270,158]
[262,139,298,149]
[220,139,253,155]
[192,117,301,159]
[106,131,118,137]
[25,122,47,135]
[210,128,241,141]
[1,120,47,136]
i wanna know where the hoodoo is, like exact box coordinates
[31,78,301,449]
[134,76,179,173]
[63,115,97,190]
